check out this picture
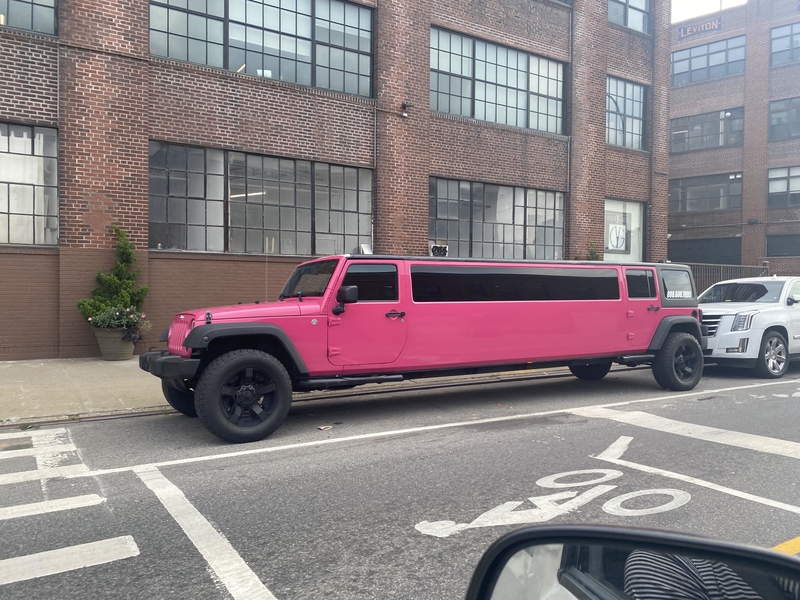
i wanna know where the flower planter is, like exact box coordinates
[93,327,135,361]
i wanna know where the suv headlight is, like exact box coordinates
[731,311,759,331]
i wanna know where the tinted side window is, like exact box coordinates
[626,269,656,298]
[341,264,398,301]
[661,269,694,300]
[411,266,620,302]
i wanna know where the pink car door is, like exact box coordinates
[623,267,662,350]
[327,262,407,366]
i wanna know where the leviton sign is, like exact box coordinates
[677,17,722,40]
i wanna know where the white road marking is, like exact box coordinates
[601,489,691,516]
[0,536,139,585]
[595,436,800,516]
[536,469,623,489]
[0,494,106,521]
[573,406,800,459]
[0,464,88,486]
[135,466,277,600]
[0,443,76,460]
[64,378,800,481]
[0,428,67,441]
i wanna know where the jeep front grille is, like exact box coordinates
[168,317,192,357]
[701,313,723,337]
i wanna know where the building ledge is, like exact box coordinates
[430,111,569,142]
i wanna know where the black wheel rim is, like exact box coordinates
[219,367,278,428]
[673,343,698,382]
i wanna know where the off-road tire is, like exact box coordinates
[569,362,613,381]
[161,381,197,417]
[194,349,292,443]
[754,330,789,379]
[652,332,703,391]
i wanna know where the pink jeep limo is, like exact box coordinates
[140,255,706,443]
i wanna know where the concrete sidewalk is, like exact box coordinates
[0,357,567,428]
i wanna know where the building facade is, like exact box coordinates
[1,0,670,360]
[668,0,800,273]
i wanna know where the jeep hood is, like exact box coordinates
[183,301,309,322]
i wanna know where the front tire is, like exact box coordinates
[162,381,197,417]
[652,332,703,391]
[569,362,612,381]
[754,331,788,379]
[194,350,292,443]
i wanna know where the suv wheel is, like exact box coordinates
[161,381,197,417]
[195,350,293,443]
[569,362,613,381]
[754,331,789,379]
[652,332,703,391]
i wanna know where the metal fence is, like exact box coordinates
[682,261,770,294]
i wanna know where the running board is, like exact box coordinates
[295,374,405,390]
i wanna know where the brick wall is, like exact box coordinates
[0,32,58,125]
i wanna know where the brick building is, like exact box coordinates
[668,0,800,273]
[1,0,670,360]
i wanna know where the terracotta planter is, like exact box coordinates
[93,327,135,361]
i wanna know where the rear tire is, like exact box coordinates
[754,331,789,379]
[569,362,613,381]
[162,381,197,417]
[652,332,703,391]
[195,350,292,443]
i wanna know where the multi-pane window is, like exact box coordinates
[770,97,800,141]
[429,28,565,134]
[670,36,745,86]
[767,235,800,257]
[428,177,564,260]
[771,23,800,66]
[148,141,372,255]
[606,77,646,150]
[668,173,742,213]
[668,237,741,265]
[670,108,743,153]
[149,0,373,97]
[0,124,58,245]
[768,166,800,208]
[608,0,649,34]
[0,0,56,35]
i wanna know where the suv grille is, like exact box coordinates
[168,317,192,356]
[701,313,723,337]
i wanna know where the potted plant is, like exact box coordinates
[77,226,151,360]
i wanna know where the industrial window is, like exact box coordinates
[668,173,742,213]
[768,167,800,208]
[668,237,741,265]
[771,23,800,66]
[149,0,372,97]
[0,123,58,245]
[670,108,743,153]
[430,28,565,134]
[608,0,649,33]
[148,141,372,255]
[670,35,745,86]
[767,235,800,257]
[0,0,56,35]
[606,76,646,150]
[428,177,564,261]
[411,266,620,303]
[769,97,800,141]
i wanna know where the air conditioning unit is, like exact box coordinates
[430,244,449,257]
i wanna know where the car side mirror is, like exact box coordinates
[788,295,799,306]
[332,286,358,315]
[466,525,800,600]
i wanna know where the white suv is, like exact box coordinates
[699,276,800,378]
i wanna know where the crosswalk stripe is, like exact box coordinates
[0,428,67,441]
[0,536,139,585]
[0,444,76,460]
[0,464,89,486]
[0,495,106,521]
[572,406,800,459]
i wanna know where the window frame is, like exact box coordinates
[769,96,800,141]
[767,234,800,258]
[669,107,744,153]
[767,166,800,208]
[670,35,745,87]
[668,172,743,213]
[0,0,57,35]
[771,22,800,66]
[606,76,647,151]
[608,0,650,34]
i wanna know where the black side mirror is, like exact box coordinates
[332,286,358,315]
[788,295,799,306]
[466,525,800,600]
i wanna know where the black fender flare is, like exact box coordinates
[183,323,309,376]
[647,316,704,352]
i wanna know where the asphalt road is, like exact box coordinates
[2,364,800,599]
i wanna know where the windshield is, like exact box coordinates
[699,282,785,304]
[280,259,339,298]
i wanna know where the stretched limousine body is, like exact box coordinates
[140,256,705,442]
